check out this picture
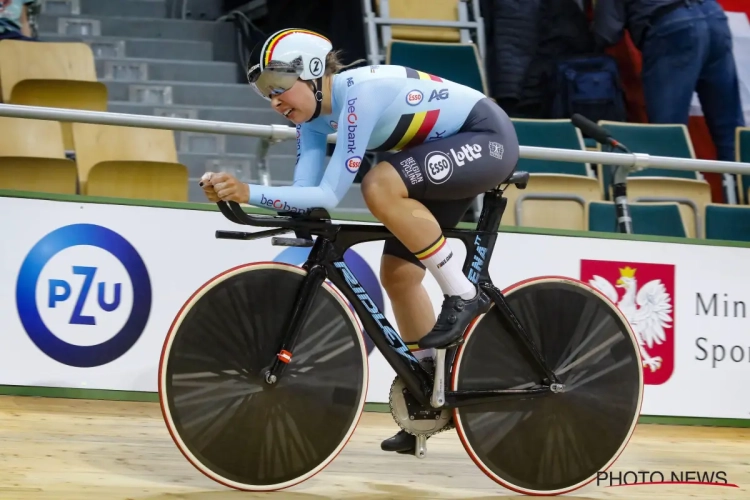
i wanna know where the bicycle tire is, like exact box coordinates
[451,276,643,495]
[158,262,368,491]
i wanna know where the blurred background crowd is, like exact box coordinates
[1,0,749,241]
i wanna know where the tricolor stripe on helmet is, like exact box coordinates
[262,29,331,68]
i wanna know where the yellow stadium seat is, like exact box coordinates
[502,174,603,231]
[0,40,108,150]
[71,123,188,202]
[375,0,461,43]
[0,116,77,194]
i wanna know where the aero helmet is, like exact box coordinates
[247,29,333,121]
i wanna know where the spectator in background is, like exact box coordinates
[592,0,745,162]
[0,0,37,40]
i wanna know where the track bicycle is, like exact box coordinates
[158,170,644,495]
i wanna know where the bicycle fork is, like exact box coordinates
[263,263,327,385]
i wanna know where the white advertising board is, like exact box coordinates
[1,196,749,420]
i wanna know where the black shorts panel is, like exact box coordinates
[387,99,520,201]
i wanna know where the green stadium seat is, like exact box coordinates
[386,40,487,95]
[499,119,600,228]
[597,122,698,180]
[587,201,687,238]
[511,118,592,177]
[705,203,750,242]
[595,121,712,239]
[736,127,750,204]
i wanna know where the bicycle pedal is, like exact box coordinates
[271,237,314,247]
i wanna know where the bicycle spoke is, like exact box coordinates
[161,265,367,489]
[454,278,642,494]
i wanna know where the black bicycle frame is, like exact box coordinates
[216,189,560,409]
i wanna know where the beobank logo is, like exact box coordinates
[259,194,309,214]
[346,97,358,154]
[581,259,675,385]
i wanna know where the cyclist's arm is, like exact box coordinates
[291,123,327,187]
[247,80,398,212]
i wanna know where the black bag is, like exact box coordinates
[550,54,627,125]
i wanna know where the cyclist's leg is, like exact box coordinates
[362,126,518,349]
[380,198,476,345]
[379,199,473,454]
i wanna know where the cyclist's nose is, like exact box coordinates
[271,95,283,109]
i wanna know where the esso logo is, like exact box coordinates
[346,156,362,173]
[424,152,453,184]
[406,90,423,106]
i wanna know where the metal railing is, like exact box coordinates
[362,0,486,66]
[2,103,749,175]
[2,102,750,229]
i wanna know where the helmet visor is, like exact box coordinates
[247,59,303,101]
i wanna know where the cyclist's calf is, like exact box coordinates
[380,255,436,344]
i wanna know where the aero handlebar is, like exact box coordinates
[217,201,332,230]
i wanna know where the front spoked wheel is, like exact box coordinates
[451,276,643,495]
[158,262,368,491]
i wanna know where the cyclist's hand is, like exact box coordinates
[199,172,221,202]
[200,172,249,204]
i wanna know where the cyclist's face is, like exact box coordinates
[270,80,314,124]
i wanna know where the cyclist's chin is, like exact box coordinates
[288,111,311,124]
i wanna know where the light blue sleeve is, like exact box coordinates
[247,80,400,213]
[291,123,327,187]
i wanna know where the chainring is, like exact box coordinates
[388,359,454,437]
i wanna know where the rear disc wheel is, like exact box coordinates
[452,276,643,495]
[158,262,368,491]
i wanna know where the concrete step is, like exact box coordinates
[38,34,213,61]
[105,102,289,126]
[95,57,240,84]
[42,0,169,18]
[37,14,236,60]
[179,152,298,184]
[180,152,255,179]
[101,79,267,108]
[173,129,296,156]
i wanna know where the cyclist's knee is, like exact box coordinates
[361,161,405,206]
[380,255,424,294]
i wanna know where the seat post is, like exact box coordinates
[462,189,507,284]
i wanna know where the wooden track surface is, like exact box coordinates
[1,395,748,499]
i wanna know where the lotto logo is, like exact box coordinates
[346,156,362,173]
[424,151,453,184]
[406,90,423,106]
[450,144,482,167]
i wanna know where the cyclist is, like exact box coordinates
[200,28,520,454]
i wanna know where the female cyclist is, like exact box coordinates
[200,28,520,454]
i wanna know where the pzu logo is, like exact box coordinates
[49,266,121,325]
[428,89,449,102]
[16,224,152,368]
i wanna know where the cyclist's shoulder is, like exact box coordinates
[332,65,412,95]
